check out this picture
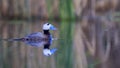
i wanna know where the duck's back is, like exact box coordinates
[24,32,50,47]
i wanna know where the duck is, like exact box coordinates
[11,23,57,56]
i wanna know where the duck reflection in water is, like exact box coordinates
[11,23,57,56]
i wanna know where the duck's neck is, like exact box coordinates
[43,30,50,35]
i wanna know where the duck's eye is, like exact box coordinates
[47,23,49,25]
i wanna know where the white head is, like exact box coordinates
[42,23,56,30]
[43,48,57,56]
[43,49,52,56]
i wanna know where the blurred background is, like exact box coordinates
[0,0,120,68]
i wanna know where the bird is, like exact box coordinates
[10,23,57,56]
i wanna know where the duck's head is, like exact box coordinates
[43,23,57,30]
[43,48,57,56]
